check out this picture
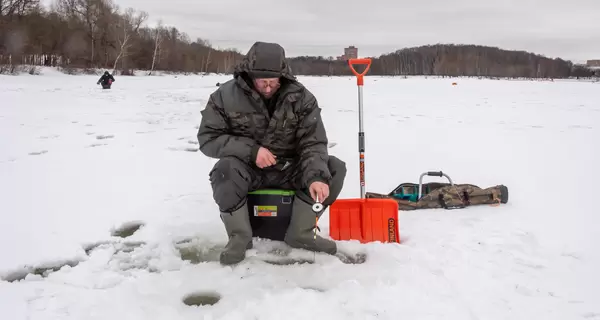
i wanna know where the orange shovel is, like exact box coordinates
[328,58,400,244]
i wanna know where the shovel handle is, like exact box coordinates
[348,58,372,86]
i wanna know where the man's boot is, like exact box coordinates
[284,198,337,254]
[219,202,253,265]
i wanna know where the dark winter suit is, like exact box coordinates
[97,72,115,89]
[197,43,346,213]
[196,41,346,265]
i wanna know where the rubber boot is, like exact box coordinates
[219,203,253,265]
[284,198,337,254]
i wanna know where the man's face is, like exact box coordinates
[253,77,280,98]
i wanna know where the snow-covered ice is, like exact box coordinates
[1,69,599,319]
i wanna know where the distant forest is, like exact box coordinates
[1,0,598,79]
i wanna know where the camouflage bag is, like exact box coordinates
[365,171,509,211]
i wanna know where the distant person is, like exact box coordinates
[196,41,347,265]
[97,71,115,89]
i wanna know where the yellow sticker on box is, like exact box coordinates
[254,205,277,217]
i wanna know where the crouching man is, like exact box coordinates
[97,71,115,89]
[196,41,347,265]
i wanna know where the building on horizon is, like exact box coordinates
[587,59,600,67]
[344,46,358,59]
[337,46,358,61]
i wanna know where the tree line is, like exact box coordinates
[1,0,598,79]
[289,45,598,79]
[1,0,242,74]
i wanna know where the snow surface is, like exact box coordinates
[1,70,599,319]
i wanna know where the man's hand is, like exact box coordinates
[255,146,277,168]
[309,181,329,203]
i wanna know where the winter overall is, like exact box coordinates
[197,41,347,265]
[97,72,115,89]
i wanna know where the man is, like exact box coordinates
[97,71,115,89]
[197,41,347,265]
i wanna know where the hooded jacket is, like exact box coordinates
[196,41,332,187]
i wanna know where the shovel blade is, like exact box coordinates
[329,198,400,243]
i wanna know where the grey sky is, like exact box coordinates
[43,0,599,62]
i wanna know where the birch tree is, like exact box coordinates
[149,19,163,74]
[112,7,146,72]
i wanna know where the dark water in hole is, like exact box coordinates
[338,252,367,264]
[174,236,367,267]
[182,292,221,306]
[262,258,314,265]
[301,286,327,292]
[2,260,80,282]
[111,222,144,238]
[177,245,223,264]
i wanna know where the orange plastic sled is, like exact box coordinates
[328,58,400,244]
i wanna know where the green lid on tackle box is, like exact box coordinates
[246,189,295,241]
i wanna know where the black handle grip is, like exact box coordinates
[427,171,443,177]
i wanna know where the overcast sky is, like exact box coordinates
[44,0,599,62]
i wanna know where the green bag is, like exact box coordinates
[365,171,509,211]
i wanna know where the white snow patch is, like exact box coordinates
[0,72,599,319]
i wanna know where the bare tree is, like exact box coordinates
[149,19,163,74]
[203,47,211,73]
[112,7,146,72]
[1,0,39,17]
[63,30,86,62]
[1,1,249,73]
[55,0,105,66]
[3,28,26,65]
[221,50,238,74]
[1,0,20,17]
